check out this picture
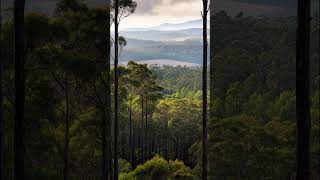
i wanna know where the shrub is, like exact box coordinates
[119,155,195,180]
[119,159,132,173]
[169,160,194,179]
[134,155,169,179]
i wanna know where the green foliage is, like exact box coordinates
[119,159,132,173]
[208,11,319,179]
[150,66,202,93]
[119,156,195,180]
[168,159,194,179]
[208,115,295,179]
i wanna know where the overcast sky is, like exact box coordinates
[120,0,203,30]
[119,0,296,30]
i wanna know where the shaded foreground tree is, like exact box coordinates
[113,0,119,179]
[0,0,4,180]
[201,0,209,179]
[112,0,136,178]
[14,0,26,180]
[102,0,112,179]
[296,0,311,179]
[0,0,3,179]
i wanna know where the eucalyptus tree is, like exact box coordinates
[122,61,141,169]
[201,0,209,179]
[14,0,26,179]
[0,0,3,178]
[111,0,136,178]
[296,0,311,178]
[53,2,90,179]
[144,81,162,160]
[103,1,112,179]
[113,1,119,179]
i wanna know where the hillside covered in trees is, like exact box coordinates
[0,0,318,179]
[209,11,319,179]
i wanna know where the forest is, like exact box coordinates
[209,11,319,179]
[0,0,318,179]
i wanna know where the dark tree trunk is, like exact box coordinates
[64,74,69,180]
[202,0,208,179]
[129,105,134,169]
[101,107,107,180]
[101,104,111,180]
[106,1,112,177]
[144,95,148,161]
[0,0,4,178]
[296,0,311,179]
[164,118,168,160]
[14,0,26,180]
[140,95,144,162]
[102,1,112,179]
[113,0,119,179]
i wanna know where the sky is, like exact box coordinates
[120,0,203,30]
[118,0,296,30]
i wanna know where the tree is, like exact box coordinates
[14,0,26,180]
[296,0,311,178]
[111,0,136,178]
[103,2,112,179]
[113,0,119,179]
[201,0,209,179]
[0,0,3,178]
[122,62,140,169]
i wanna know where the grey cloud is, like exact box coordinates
[134,0,194,14]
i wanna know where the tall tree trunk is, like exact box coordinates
[101,104,111,180]
[102,1,112,179]
[140,95,144,162]
[164,118,168,161]
[296,0,311,179]
[0,0,4,178]
[129,105,134,169]
[101,107,107,180]
[144,95,147,161]
[64,74,69,180]
[14,0,26,179]
[113,0,119,179]
[202,0,208,179]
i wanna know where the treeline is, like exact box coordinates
[208,12,319,179]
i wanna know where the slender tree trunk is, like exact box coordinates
[113,0,119,178]
[129,105,134,169]
[64,74,69,180]
[106,0,112,177]
[101,106,107,180]
[0,0,4,178]
[296,0,311,179]
[140,95,144,162]
[164,118,168,160]
[102,1,112,179]
[132,128,136,169]
[14,0,26,179]
[144,95,147,161]
[101,104,111,180]
[202,0,208,179]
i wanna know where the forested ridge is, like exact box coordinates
[0,0,318,179]
[209,11,319,179]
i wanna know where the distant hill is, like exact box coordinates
[124,19,209,31]
[121,60,201,67]
[118,37,208,64]
[120,28,204,41]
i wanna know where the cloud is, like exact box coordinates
[134,0,197,15]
